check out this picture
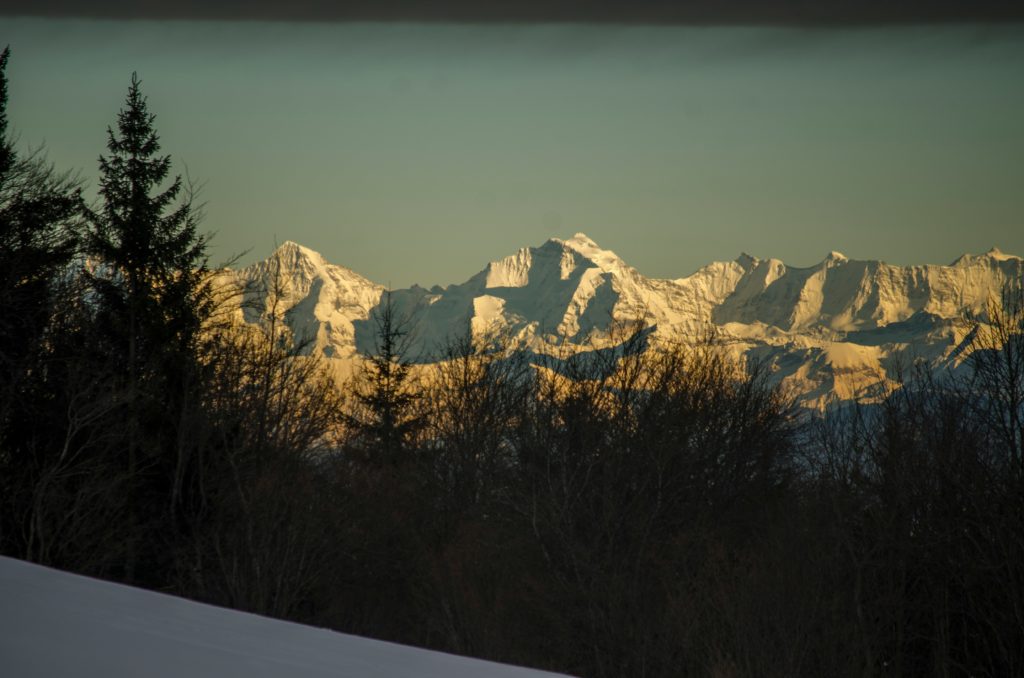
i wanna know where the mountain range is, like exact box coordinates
[223,234,1022,407]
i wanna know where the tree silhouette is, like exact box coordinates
[347,291,423,464]
[88,72,210,373]
[0,46,81,403]
[85,72,212,584]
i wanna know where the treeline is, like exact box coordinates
[2,51,1023,677]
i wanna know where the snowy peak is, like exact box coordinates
[270,240,327,270]
[482,233,628,290]
[274,239,316,257]
[984,246,1019,261]
[265,240,379,289]
[547,231,600,252]
[264,240,329,283]
[950,246,1021,267]
[225,241,384,359]
[547,232,627,273]
[566,232,598,248]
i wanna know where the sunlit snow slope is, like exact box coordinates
[221,235,1022,407]
[0,556,571,678]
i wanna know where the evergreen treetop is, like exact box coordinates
[88,72,210,360]
[0,47,12,176]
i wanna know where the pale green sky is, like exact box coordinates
[4,18,1023,287]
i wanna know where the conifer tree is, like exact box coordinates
[348,291,423,464]
[86,72,212,584]
[88,72,210,373]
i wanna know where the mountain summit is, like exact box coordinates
[224,235,1022,406]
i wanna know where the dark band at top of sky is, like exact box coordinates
[4,0,1023,25]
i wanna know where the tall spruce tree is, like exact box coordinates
[88,72,210,371]
[86,73,211,584]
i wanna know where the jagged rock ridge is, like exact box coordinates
[222,234,1022,407]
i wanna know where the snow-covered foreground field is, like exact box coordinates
[0,556,571,677]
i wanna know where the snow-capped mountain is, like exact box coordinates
[230,241,384,359]
[222,234,1022,407]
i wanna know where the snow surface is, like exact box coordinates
[0,556,571,678]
